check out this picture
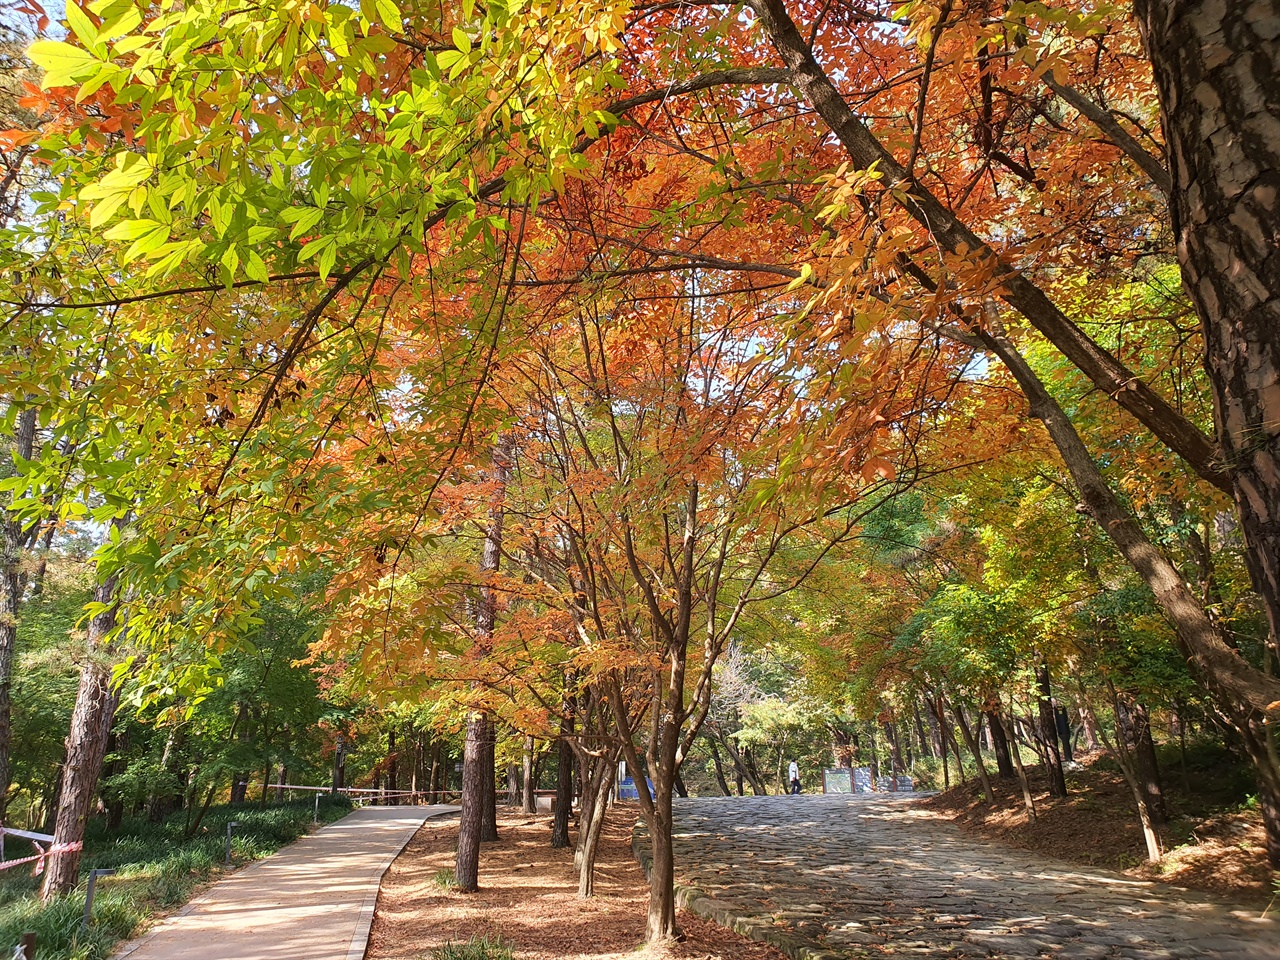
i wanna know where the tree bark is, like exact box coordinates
[706,736,732,796]
[1135,0,1280,668]
[984,709,1016,779]
[456,436,512,885]
[1035,665,1068,798]
[40,567,121,899]
[522,736,537,813]
[949,698,994,803]
[455,712,487,892]
[551,718,573,849]
[1115,694,1168,825]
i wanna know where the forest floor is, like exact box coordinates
[366,810,787,960]
[917,748,1275,904]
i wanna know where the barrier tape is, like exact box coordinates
[0,839,82,875]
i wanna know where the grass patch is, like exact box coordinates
[430,867,458,891]
[0,795,352,960]
[430,936,513,960]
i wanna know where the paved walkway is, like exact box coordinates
[115,805,458,960]
[641,795,1277,960]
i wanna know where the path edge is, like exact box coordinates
[630,821,844,960]
[349,806,460,960]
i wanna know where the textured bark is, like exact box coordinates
[522,736,537,813]
[455,712,486,892]
[1136,0,1280,668]
[752,0,1229,491]
[984,709,1016,779]
[40,569,121,899]
[1035,665,1068,798]
[1116,695,1168,824]
[551,719,573,849]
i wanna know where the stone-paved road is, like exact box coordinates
[653,795,1277,960]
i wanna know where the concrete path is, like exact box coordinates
[115,804,458,960]
[641,795,1277,960]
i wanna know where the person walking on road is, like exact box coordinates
[789,760,801,795]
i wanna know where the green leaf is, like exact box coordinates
[452,26,471,54]
[28,40,101,89]
[375,0,401,33]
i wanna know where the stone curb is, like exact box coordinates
[345,807,460,960]
[631,822,848,960]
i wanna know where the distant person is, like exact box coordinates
[789,760,801,795]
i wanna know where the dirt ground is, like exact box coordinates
[917,754,1274,905]
[367,810,787,960]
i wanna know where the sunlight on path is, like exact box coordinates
[113,805,458,960]
[665,795,1276,960]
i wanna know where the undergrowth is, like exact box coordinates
[0,796,352,960]
[431,936,514,960]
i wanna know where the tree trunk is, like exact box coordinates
[1055,706,1075,763]
[949,699,994,803]
[1136,0,1280,670]
[551,719,573,849]
[1115,695,1168,825]
[576,749,618,898]
[458,434,511,875]
[40,568,121,899]
[455,711,487,892]
[997,708,1036,823]
[1035,665,1068,798]
[706,736,731,796]
[481,717,498,840]
[984,709,1016,779]
[1087,687,1163,862]
[522,736,537,813]
[387,729,398,806]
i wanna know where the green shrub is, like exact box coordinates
[0,796,353,960]
[431,936,514,960]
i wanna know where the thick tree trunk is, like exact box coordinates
[40,569,121,899]
[551,721,573,849]
[1115,695,1168,825]
[480,718,498,841]
[522,736,537,813]
[1136,0,1280,668]
[1035,665,1068,798]
[456,712,487,891]
[984,709,1016,779]
[458,435,511,878]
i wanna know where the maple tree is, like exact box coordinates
[3,0,1279,939]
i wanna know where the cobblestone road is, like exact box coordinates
[643,795,1277,960]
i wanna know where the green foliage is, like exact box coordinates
[430,936,513,960]
[0,798,352,960]
[431,867,458,891]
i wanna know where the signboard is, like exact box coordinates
[896,775,914,793]
[852,767,873,793]
[822,768,853,794]
[876,776,895,792]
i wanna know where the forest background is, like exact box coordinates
[0,0,1278,952]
